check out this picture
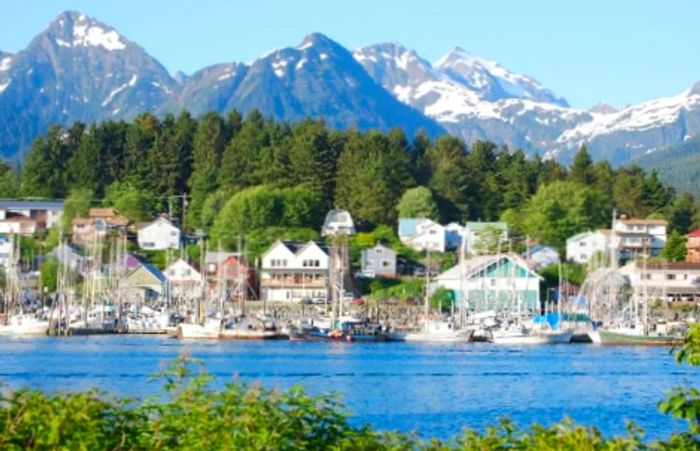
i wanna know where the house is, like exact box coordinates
[204,251,237,275]
[399,218,446,252]
[50,243,84,273]
[566,230,611,264]
[259,241,330,303]
[121,263,167,304]
[0,214,36,236]
[360,244,397,278]
[321,209,355,237]
[137,217,180,250]
[463,222,509,255]
[619,260,700,303]
[0,200,64,230]
[433,253,542,312]
[72,208,129,246]
[445,223,466,249]
[209,254,257,301]
[164,258,203,299]
[0,235,13,271]
[612,218,667,258]
[522,245,560,270]
[686,228,700,263]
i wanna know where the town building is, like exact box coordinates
[686,228,700,263]
[463,222,509,255]
[122,262,167,304]
[522,245,560,270]
[360,243,397,278]
[259,241,330,303]
[72,208,129,246]
[619,260,700,303]
[321,209,356,237]
[208,253,257,301]
[0,235,13,271]
[0,200,64,230]
[398,218,446,252]
[50,243,84,274]
[433,253,542,312]
[164,258,203,299]
[566,230,612,264]
[137,217,180,250]
[612,218,667,258]
[0,214,36,236]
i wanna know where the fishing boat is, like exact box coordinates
[390,319,472,343]
[0,313,49,335]
[491,323,572,345]
[220,315,281,340]
[177,317,221,339]
[588,324,685,346]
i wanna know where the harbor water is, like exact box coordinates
[0,335,698,440]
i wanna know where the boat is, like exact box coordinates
[220,315,282,340]
[391,319,472,343]
[491,324,572,345]
[588,324,684,346]
[0,313,49,335]
[177,318,221,339]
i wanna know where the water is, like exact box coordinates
[0,335,697,440]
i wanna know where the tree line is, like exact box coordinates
[8,109,700,252]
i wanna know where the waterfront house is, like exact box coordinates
[72,208,129,246]
[0,235,12,271]
[687,228,700,263]
[619,260,700,303]
[612,218,667,259]
[566,230,611,264]
[360,243,397,278]
[399,218,446,252]
[321,209,356,237]
[0,200,64,230]
[0,213,36,236]
[210,253,257,301]
[259,241,330,303]
[463,222,509,255]
[164,258,203,299]
[522,245,560,270]
[50,243,84,274]
[122,262,167,304]
[433,253,542,312]
[137,217,180,250]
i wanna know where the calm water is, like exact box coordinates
[0,335,698,440]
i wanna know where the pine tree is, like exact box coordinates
[570,144,593,185]
[21,126,71,197]
[67,125,104,194]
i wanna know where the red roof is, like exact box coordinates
[687,228,700,238]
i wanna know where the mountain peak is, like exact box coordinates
[47,10,127,51]
[589,101,618,114]
[297,32,339,51]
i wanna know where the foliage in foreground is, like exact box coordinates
[1,326,700,450]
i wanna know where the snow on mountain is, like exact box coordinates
[53,12,126,51]
[589,101,618,115]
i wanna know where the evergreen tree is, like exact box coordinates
[661,230,687,262]
[643,169,672,214]
[123,114,159,188]
[613,165,646,217]
[666,193,695,234]
[397,186,438,219]
[570,144,593,185]
[427,136,469,222]
[67,124,103,193]
[21,126,71,197]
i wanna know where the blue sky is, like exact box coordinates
[1,0,698,109]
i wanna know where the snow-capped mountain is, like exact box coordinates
[0,11,177,158]
[1,10,700,167]
[167,33,442,137]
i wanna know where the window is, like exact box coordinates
[643,274,652,280]
[579,241,586,247]
[666,274,676,280]
[381,260,390,267]
[170,231,177,237]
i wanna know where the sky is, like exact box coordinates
[1,0,698,109]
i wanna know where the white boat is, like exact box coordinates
[391,320,473,343]
[491,325,572,345]
[220,315,280,340]
[177,318,221,339]
[0,314,49,335]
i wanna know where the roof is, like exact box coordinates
[89,208,116,218]
[263,240,329,259]
[0,200,64,210]
[398,218,423,237]
[140,263,167,283]
[465,221,508,232]
[436,253,542,281]
[617,218,667,226]
[522,244,558,258]
[687,228,700,238]
[205,251,238,264]
[632,261,700,271]
[323,209,354,226]
[1,214,35,223]
[137,217,178,231]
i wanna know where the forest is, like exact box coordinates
[5,109,699,255]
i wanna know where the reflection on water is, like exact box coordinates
[0,335,697,439]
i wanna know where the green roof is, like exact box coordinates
[466,221,507,232]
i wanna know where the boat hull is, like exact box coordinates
[177,323,220,339]
[590,330,683,346]
[492,330,572,345]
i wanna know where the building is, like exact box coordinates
[0,214,36,236]
[522,245,560,270]
[566,230,611,264]
[360,244,397,278]
[209,253,257,301]
[398,218,446,252]
[619,260,700,303]
[321,209,355,237]
[259,241,330,303]
[137,217,180,250]
[612,218,667,258]
[687,228,700,263]
[122,262,167,304]
[50,243,84,274]
[433,253,542,312]
[0,200,64,230]
[72,208,129,246]
[164,258,203,299]
[0,235,13,271]
[445,223,466,249]
[463,222,509,255]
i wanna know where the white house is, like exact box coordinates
[613,218,667,258]
[0,235,13,271]
[619,260,700,303]
[522,245,560,270]
[321,209,355,237]
[0,200,64,230]
[433,253,542,312]
[398,218,446,252]
[137,217,180,250]
[463,222,509,255]
[164,258,203,299]
[566,230,611,264]
[0,215,36,236]
[259,241,330,303]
